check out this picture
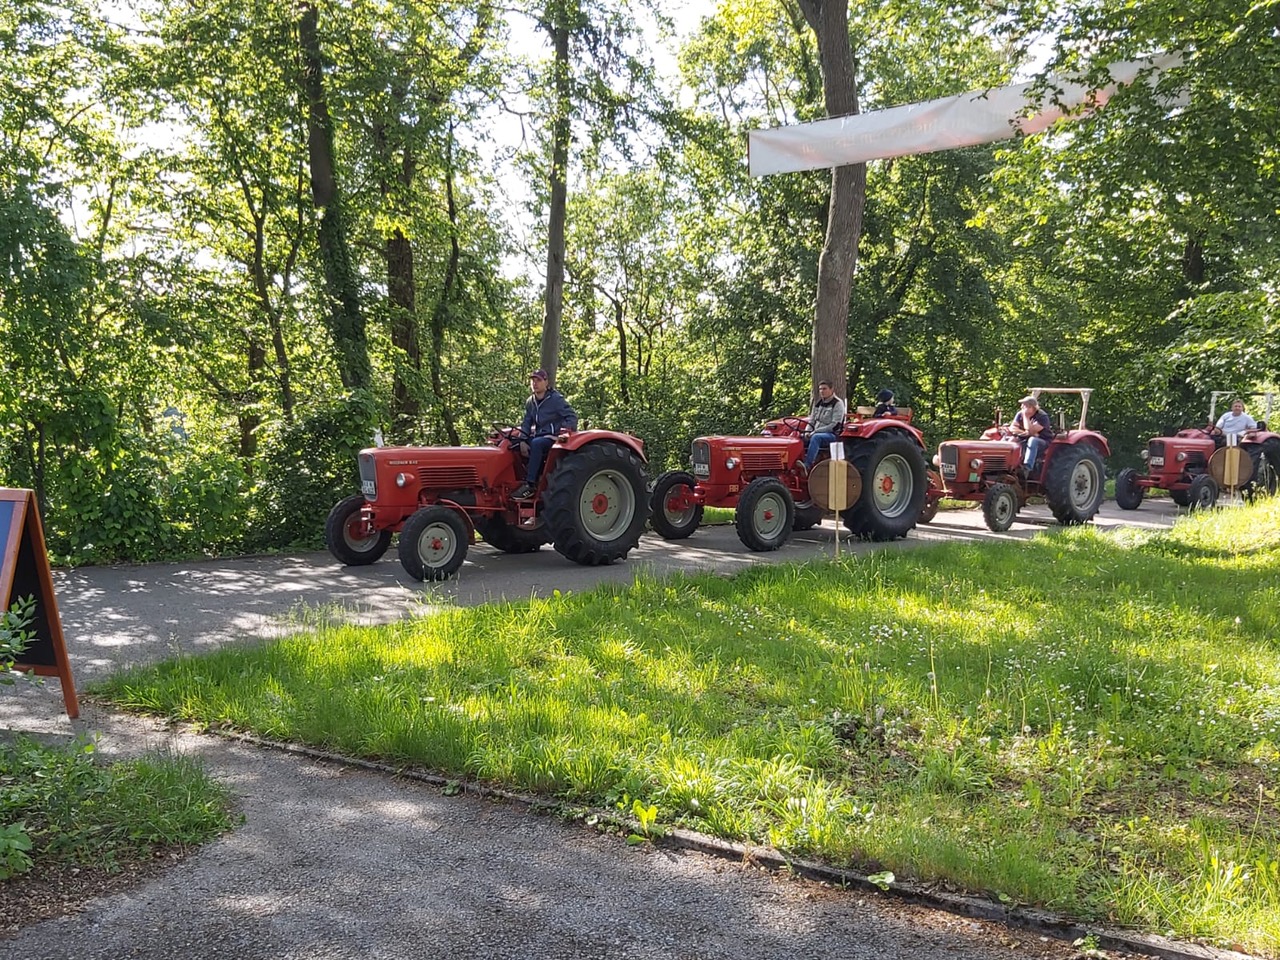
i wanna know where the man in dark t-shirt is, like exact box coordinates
[1008,395,1054,473]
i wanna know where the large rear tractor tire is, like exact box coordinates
[1187,474,1218,511]
[839,435,928,541]
[1247,439,1280,500]
[1114,467,1145,510]
[545,442,649,565]
[649,470,703,540]
[1045,444,1105,525]
[326,495,391,566]
[398,506,469,581]
[735,477,794,551]
[473,514,547,554]
[981,483,1019,532]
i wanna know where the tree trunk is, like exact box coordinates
[299,2,371,392]
[239,339,266,462]
[387,228,421,429]
[428,131,462,445]
[541,22,571,388]
[796,0,866,401]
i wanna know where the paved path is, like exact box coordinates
[40,497,1180,686]
[1,500,1180,959]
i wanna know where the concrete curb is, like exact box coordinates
[209,726,1259,960]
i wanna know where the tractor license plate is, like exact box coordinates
[1149,456,1164,468]
[361,479,377,497]
[940,463,956,479]
[693,462,710,479]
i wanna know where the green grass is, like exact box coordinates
[96,501,1280,955]
[0,738,235,878]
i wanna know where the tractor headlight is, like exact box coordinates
[395,472,410,487]
[1175,452,1187,462]
[931,453,941,467]
[725,457,740,470]
[970,458,982,470]
[1140,450,1149,460]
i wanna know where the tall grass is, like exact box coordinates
[97,500,1280,954]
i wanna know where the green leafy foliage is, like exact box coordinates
[0,595,36,683]
[0,738,234,873]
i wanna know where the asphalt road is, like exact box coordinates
[42,496,1179,686]
[1,498,1183,960]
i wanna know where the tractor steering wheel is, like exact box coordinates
[489,423,528,446]
[779,416,809,435]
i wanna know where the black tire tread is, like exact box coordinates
[734,477,794,551]
[325,494,392,566]
[545,442,649,566]
[1045,444,1105,525]
[649,470,703,540]
[397,506,468,581]
[839,434,928,541]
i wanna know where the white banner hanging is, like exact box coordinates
[747,54,1180,177]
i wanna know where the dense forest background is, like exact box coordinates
[2,0,1277,564]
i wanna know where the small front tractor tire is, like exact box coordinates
[649,470,703,540]
[545,442,649,565]
[325,495,391,566]
[982,483,1019,532]
[840,435,927,541]
[1169,487,1193,507]
[398,506,469,581]
[735,477,794,551]
[1114,467,1145,511]
[1045,444,1105,525]
[1187,474,1218,511]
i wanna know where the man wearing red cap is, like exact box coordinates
[513,369,579,499]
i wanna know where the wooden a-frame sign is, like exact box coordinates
[0,489,79,719]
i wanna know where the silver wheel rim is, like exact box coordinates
[1195,484,1214,507]
[579,468,636,542]
[1070,459,1100,510]
[994,492,1016,526]
[343,515,380,553]
[662,482,697,528]
[416,521,458,568]
[872,453,913,519]
[752,491,788,539]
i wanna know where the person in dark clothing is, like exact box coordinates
[1008,395,1054,472]
[512,369,578,499]
[872,389,897,418]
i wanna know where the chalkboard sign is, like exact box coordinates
[0,489,79,719]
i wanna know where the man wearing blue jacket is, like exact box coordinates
[513,369,579,499]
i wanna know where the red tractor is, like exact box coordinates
[325,427,650,580]
[1115,391,1280,510]
[926,387,1109,532]
[648,406,928,551]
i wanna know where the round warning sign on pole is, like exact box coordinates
[1208,447,1252,491]
[808,459,861,512]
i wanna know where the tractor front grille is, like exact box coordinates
[692,440,711,478]
[741,451,787,474]
[418,466,481,489]
[359,453,378,499]
[939,446,959,479]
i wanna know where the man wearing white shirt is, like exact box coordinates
[1212,398,1258,436]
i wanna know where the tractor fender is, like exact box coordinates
[846,421,927,449]
[553,429,647,463]
[1056,430,1111,459]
